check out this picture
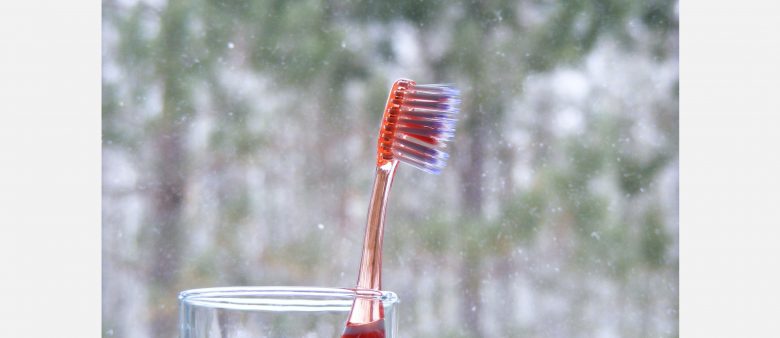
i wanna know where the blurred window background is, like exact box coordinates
[102,0,678,337]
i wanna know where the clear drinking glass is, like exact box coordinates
[179,286,399,338]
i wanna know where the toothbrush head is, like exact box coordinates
[376,79,460,174]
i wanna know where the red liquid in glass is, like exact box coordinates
[341,319,386,338]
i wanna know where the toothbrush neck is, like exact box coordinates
[356,160,399,290]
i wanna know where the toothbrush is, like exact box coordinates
[342,79,460,337]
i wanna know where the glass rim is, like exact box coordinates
[179,286,399,312]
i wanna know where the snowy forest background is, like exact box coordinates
[102,0,678,337]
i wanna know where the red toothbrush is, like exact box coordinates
[342,79,460,337]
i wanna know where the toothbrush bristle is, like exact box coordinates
[377,79,460,174]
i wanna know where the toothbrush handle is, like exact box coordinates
[355,160,399,290]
